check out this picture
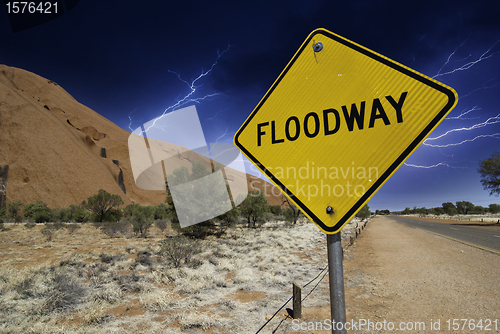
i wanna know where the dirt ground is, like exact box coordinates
[285,216,500,334]
[1,217,498,333]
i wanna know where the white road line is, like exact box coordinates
[495,235,500,238]
[450,227,458,230]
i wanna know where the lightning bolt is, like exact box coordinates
[127,108,138,132]
[424,114,500,143]
[130,44,231,136]
[445,106,481,120]
[403,162,466,169]
[423,133,500,148]
[432,39,500,79]
[406,38,500,169]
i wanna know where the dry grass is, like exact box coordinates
[0,218,363,333]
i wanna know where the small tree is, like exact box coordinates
[83,189,124,222]
[281,195,301,224]
[356,204,371,219]
[8,200,23,218]
[442,202,457,215]
[269,205,283,216]
[456,201,475,215]
[479,153,500,196]
[165,162,230,237]
[24,201,52,223]
[489,203,500,214]
[239,190,268,228]
[155,219,168,233]
[73,209,90,223]
[159,235,200,268]
[131,206,154,238]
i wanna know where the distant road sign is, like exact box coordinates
[234,28,457,234]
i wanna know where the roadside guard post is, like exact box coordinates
[234,28,457,333]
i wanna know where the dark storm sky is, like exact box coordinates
[1,0,500,211]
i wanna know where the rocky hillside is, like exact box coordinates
[0,65,283,209]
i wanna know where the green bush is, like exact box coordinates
[159,235,201,268]
[73,209,90,223]
[67,223,81,234]
[83,189,124,222]
[131,206,153,238]
[34,210,51,224]
[154,219,168,232]
[269,205,283,216]
[25,222,36,229]
[356,204,371,219]
[171,219,216,239]
[14,215,23,224]
[100,219,130,238]
[238,191,268,228]
[41,226,54,241]
[8,200,22,218]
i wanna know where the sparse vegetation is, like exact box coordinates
[400,201,500,217]
[159,235,201,268]
[356,204,371,219]
[0,209,362,333]
[239,190,268,228]
[479,152,500,196]
[8,200,22,218]
[83,189,124,222]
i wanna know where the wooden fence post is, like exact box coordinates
[293,283,301,319]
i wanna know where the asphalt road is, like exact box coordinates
[387,215,500,254]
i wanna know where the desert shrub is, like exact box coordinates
[155,219,168,232]
[99,253,127,264]
[40,270,87,314]
[269,205,283,216]
[135,251,152,267]
[34,210,51,224]
[159,235,201,268]
[123,203,141,218]
[67,223,81,234]
[100,219,129,238]
[0,220,9,231]
[7,200,23,217]
[14,215,23,224]
[238,191,268,228]
[50,221,67,230]
[25,222,36,229]
[153,203,169,219]
[51,207,71,221]
[171,219,217,239]
[73,208,90,222]
[83,189,124,222]
[40,226,55,241]
[283,205,302,224]
[217,207,239,231]
[104,208,123,222]
[131,206,154,238]
[23,200,49,218]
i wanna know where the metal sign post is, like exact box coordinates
[327,233,347,334]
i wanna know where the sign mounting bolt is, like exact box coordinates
[313,42,323,52]
[326,206,334,214]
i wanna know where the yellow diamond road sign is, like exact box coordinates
[234,28,458,234]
